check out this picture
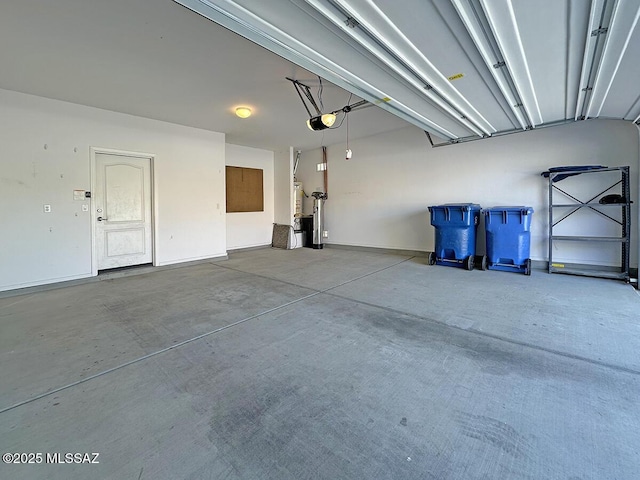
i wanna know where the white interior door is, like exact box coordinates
[95,153,153,270]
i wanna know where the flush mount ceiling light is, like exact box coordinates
[235,107,252,118]
[287,77,371,131]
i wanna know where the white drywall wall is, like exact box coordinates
[225,144,274,250]
[0,89,226,292]
[274,147,294,225]
[296,119,639,268]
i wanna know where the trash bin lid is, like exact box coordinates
[483,206,534,214]
[428,203,481,211]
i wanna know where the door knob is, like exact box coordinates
[97,216,108,221]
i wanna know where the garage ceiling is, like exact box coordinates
[0,0,638,151]
[0,0,408,152]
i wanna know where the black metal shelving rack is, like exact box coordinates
[547,166,631,282]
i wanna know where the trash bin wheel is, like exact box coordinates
[428,252,436,265]
[481,255,488,271]
[465,255,474,271]
[524,258,532,276]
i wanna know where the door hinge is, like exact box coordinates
[591,27,608,37]
[345,17,359,28]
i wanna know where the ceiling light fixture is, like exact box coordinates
[235,107,252,118]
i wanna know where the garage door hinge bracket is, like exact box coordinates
[345,17,359,28]
[493,61,506,69]
[591,27,608,36]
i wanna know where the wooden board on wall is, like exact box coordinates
[226,166,264,212]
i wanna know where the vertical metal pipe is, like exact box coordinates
[636,124,640,285]
[322,146,328,198]
[548,173,553,273]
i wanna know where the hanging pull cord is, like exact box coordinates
[345,113,352,159]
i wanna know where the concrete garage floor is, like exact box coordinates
[1,247,639,480]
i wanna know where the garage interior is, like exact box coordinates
[1,1,640,479]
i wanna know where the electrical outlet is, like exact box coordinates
[81,204,89,212]
[43,204,51,213]
[323,230,329,238]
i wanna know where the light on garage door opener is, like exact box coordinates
[287,77,373,131]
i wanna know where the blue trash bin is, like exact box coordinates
[428,203,481,270]
[483,206,534,275]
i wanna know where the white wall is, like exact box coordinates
[225,144,274,249]
[274,147,294,225]
[0,89,226,292]
[297,119,639,268]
